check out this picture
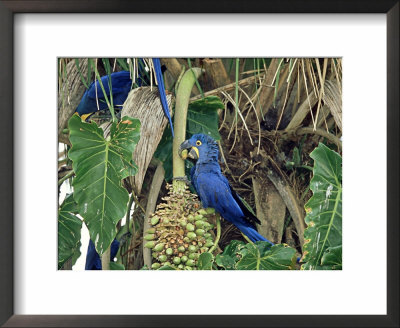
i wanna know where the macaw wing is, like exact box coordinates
[196,172,244,221]
[190,165,196,187]
[217,173,261,226]
[86,71,131,100]
[229,185,261,226]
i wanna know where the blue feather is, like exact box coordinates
[76,71,132,116]
[85,238,120,270]
[153,58,174,137]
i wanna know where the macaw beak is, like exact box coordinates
[179,140,199,160]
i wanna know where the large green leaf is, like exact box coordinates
[186,96,223,140]
[215,240,245,270]
[110,262,125,270]
[154,96,223,181]
[68,115,140,255]
[321,245,342,270]
[58,193,82,269]
[301,143,342,270]
[154,125,173,180]
[215,254,236,270]
[236,243,296,270]
[197,252,214,270]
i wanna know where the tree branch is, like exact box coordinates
[142,162,165,268]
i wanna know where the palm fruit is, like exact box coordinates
[144,234,155,241]
[147,184,218,270]
[187,232,197,240]
[151,216,160,226]
[146,228,156,234]
[144,241,155,249]
[154,243,165,252]
[151,263,161,269]
[186,259,195,267]
[195,229,205,236]
[186,223,195,232]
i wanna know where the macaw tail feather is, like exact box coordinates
[238,224,274,245]
[153,58,174,137]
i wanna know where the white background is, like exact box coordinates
[14,14,387,315]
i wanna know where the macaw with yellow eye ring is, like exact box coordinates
[179,133,274,244]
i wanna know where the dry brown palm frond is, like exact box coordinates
[122,87,173,195]
[238,86,261,154]
[323,79,342,131]
[331,58,342,94]
[58,58,89,144]
[220,90,253,149]
[313,58,328,130]
[299,59,315,127]
[285,90,319,131]
[306,59,319,98]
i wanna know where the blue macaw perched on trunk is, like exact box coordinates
[76,70,132,121]
[179,134,274,243]
[75,59,173,133]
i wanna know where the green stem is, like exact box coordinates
[89,59,117,122]
[241,233,254,244]
[172,67,203,193]
[208,215,221,254]
[187,59,204,98]
[234,58,239,125]
[101,247,111,270]
[58,170,74,186]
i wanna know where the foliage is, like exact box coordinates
[197,252,214,270]
[154,96,223,181]
[301,143,342,270]
[236,243,296,270]
[110,262,125,270]
[58,58,342,270]
[215,240,245,270]
[210,240,296,270]
[58,193,82,269]
[68,115,140,255]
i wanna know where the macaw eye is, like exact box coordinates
[196,140,202,146]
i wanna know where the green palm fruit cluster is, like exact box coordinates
[144,184,217,270]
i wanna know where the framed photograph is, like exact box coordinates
[1,1,398,327]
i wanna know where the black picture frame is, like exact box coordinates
[1,1,398,327]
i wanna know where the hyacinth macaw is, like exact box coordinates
[85,238,120,270]
[76,70,132,121]
[179,134,274,243]
[75,59,173,134]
